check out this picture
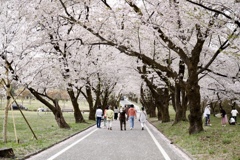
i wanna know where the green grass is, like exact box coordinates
[0,99,89,111]
[0,110,94,159]
[2,100,240,160]
[149,114,240,160]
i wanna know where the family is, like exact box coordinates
[203,103,239,126]
[95,104,147,130]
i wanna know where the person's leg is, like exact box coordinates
[233,116,237,123]
[96,117,99,128]
[132,117,135,128]
[207,114,210,125]
[141,122,145,130]
[98,117,102,128]
[130,116,135,129]
[104,118,107,127]
[120,120,122,130]
[129,116,133,129]
[123,121,126,130]
[107,120,110,129]
[110,120,112,130]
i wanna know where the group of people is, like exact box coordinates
[95,104,147,131]
[203,103,239,126]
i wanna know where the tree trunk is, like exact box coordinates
[67,89,85,123]
[28,88,70,129]
[171,92,176,112]
[174,82,183,124]
[161,88,170,122]
[157,106,162,121]
[187,77,204,134]
[149,102,157,117]
[3,69,11,143]
[86,86,95,120]
[53,99,71,128]
[161,105,170,122]
[3,84,11,143]
[181,90,188,121]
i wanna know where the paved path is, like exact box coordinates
[26,118,192,160]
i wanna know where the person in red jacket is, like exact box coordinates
[127,104,137,130]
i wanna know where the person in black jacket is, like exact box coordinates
[119,106,127,131]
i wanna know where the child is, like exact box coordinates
[229,116,236,125]
[220,108,228,127]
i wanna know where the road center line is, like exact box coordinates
[47,128,98,160]
[146,125,171,160]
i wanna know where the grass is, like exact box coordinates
[149,114,240,160]
[0,99,89,111]
[0,110,94,159]
[1,99,240,160]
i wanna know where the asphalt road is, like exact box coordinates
[26,117,192,160]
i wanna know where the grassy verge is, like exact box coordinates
[149,115,240,160]
[0,110,94,159]
[0,99,89,111]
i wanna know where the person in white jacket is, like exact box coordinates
[231,108,239,123]
[139,107,147,130]
[203,104,211,126]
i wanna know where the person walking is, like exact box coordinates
[220,107,228,127]
[95,106,103,128]
[103,106,108,128]
[127,104,137,130]
[231,107,238,123]
[139,107,147,130]
[203,104,211,126]
[106,106,114,130]
[119,106,127,131]
[114,106,119,120]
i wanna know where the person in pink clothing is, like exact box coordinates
[127,104,137,130]
[220,107,228,127]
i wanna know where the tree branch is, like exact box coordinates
[186,0,240,27]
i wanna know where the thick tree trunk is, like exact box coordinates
[149,103,157,117]
[157,106,162,121]
[53,100,70,128]
[171,92,176,112]
[86,86,95,120]
[161,105,170,122]
[67,89,85,123]
[88,103,95,120]
[186,77,204,134]
[161,89,170,122]
[181,91,188,121]
[174,83,183,124]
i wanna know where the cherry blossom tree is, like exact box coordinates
[55,0,240,134]
[0,0,42,142]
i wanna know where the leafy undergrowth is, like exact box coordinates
[0,111,95,159]
[149,116,240,160]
